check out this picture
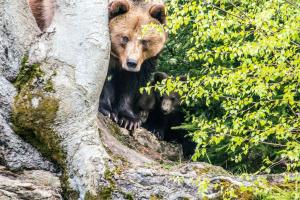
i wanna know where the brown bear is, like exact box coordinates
[99,0,167,130]
[138,72,196,157]
[137,72,185,140]
[28,0,167,131]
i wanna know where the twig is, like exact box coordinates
[209,176,253,187]
[228,1,251,20]
[206,3,245,21]
[285,0,300,8]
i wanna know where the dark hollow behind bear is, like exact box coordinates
[99,0,167,130]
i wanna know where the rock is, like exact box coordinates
[1,0,111,197]
[132,128,183,161]
[0,2,57,173]
[0,165,62,200]
[100,116,183,163]
[0,116,58,172]
[105,161,231,199]
[0,76,57,172]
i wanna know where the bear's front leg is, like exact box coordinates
[152,129,165,140]
[116,95,142,130]
[138,110,149,123]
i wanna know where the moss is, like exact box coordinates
[83,180,115,199]
[105,122,145,161]
[44,78,55,92]
[98,187,114,200]
[13,56,43,92]
[12,56,63,160]
[161,162,178,170]
[202,176,300,200]
[84,187,113,200]
[217,180,254,200]
[12,90,64,162]
[107,121,128,144]
[11,56,80,198]
[104,168,116,189]
[252,181,300,200]
[124,193,134,200]
[61,171,80,200]
[193,164,230,176]
[98,129,114,157]
[85,166,117,200]
[87,157,131,200]
[150,194,163,200]
[106,120,137,150]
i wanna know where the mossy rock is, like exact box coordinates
[11,56,81,198]
[12,56,63,163]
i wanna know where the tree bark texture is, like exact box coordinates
[1,0,110,198]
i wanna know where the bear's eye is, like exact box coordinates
[121,36,129,45]
[141,40,149,49]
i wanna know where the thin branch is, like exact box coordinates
[228,1,251,20]
[260,141,287,147]
[204,3,245,21]
[291,40,300,48]
[285,0,300,8]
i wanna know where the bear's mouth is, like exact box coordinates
[162,110,171,115]
[121,63,141,72]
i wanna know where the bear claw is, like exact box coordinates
[150,129,164,140]
[118,117,141,131]
[111,113,118,122]
[139,111,149,123]
[99,107,111,118]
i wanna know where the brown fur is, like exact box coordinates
[109,0,167,72]
[28,0,55,31]
[99,0,167,130]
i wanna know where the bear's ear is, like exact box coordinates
[149,4,166,24]
[109,0,130,19]
[154,72,168,83]
[179,76,187,82]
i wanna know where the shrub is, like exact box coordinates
[158,0,300,173]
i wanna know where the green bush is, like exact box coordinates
[157,0,300,173]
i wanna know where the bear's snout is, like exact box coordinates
[127,58,138,69]
[161,99,173,115]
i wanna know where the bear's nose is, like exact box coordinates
[127,59,138,68]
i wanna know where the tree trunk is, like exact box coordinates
[1,0,297,200]
[1,0,110,198]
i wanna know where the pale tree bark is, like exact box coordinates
[0,0,297,200]
[31,0,111,198]
[1,0,110,198]
[0,0,57,171]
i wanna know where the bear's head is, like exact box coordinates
[109,0,167,72]
[153,72,186,115]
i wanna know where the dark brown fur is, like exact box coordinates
[99,0,167,130]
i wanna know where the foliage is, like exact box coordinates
[157,0,300,174]
[196,174,300,200]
